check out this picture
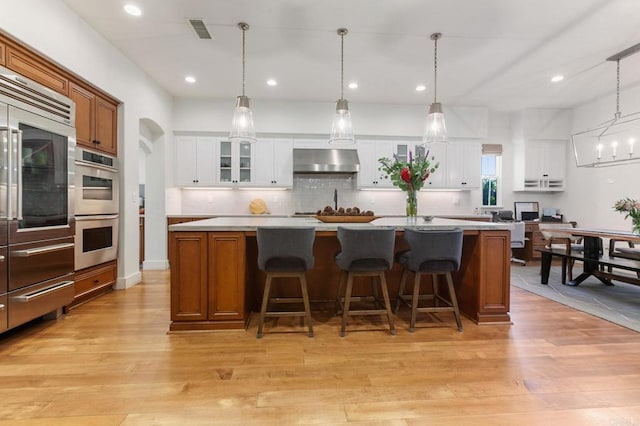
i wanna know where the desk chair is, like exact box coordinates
[256,227,315,338]
[334,227,396,336]
[510,221,526,265]
[394,227,464,332]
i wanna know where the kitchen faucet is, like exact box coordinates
[334,188,338,210]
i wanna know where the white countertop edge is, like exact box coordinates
[169,216,512,232]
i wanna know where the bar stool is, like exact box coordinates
[334,226,396,336]
[394,227,463,332]
[256,227,315,338]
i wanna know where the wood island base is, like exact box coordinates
[169,224,511,332]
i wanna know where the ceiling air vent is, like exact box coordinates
[188,19,212,39]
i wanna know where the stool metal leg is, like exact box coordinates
[257,273,273,339]
[445,272,463,332]
[299,274,314,338]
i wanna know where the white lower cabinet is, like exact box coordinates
[175,135,217,186]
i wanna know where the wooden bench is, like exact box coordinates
[538,247,640,287]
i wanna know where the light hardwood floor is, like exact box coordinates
[1,268,640,425]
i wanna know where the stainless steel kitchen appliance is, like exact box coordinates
[74,147,119,215]
[0,65,76,333]
[73,147,119,271]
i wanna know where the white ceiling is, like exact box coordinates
[62,0,640,112]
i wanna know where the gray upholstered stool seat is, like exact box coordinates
[256,227,315,338]
[394,227,463,332]
[334,226,396,336]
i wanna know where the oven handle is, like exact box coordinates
[13,281,74,303]
[12,242,75,257]
[75,214,119,221]
[75,160,118,174]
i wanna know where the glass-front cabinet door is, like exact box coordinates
[218,140,253,185]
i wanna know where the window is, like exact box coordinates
[481,153,502,207]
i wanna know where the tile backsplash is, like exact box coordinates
[180,174,478,216]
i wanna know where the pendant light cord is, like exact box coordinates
[242,26,246,97]
[615,59,620,119]
[340,31,345,100]
[433,36,438,103]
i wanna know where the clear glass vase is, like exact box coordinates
[406,190,418,223]
[632,218,640,235]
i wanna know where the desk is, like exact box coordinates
[558,228,640,286]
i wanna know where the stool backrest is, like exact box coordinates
[402,227,463,272]
[336,226,396,270]
[256,227,315,271]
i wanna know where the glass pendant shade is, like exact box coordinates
[229,95,256,143]
[329,98,355,145]
[424,101,447,144]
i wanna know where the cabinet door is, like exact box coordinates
[218,140,254,185]
[208,233,245,320]
[422,143,447,188]
[175,136,217,186]
[175,136,199,185]
[195,137,217,185]
[357,140,394,188]
[95,97,118,155]
[446,143,481,189]
[69,82,95,149]
[524,142,545,179]
[170,232,208,321]
[253,139,293,187]
[271,139,293,187]
[6,46,68,95]
[0,41,5,66]
[542,141,566,180]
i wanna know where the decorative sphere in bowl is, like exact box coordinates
[423,215,434,222]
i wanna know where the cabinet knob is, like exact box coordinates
[93,140,101,145]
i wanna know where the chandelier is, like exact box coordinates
[328,28,355,145]
[229,22,257,143]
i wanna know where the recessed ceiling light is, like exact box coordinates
[551,75,564,83]
[348,82,358,89]
[185,75,196,84]
[416,84,426,91]
[124,4,142,16]
[266,79,277,86]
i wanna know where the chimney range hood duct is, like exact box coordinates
[293,149,360,173]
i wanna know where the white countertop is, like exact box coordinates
[169,216,511,232]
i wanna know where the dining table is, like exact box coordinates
[566,228,640,286]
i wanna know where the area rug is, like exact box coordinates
[510,265,640,333]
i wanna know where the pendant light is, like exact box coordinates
[571,42,640,167]
[229,22,256,143]
[329,28,355,145]
[423,32,447,145]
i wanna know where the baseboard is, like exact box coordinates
[142,259,169,270]
[115,270,142,290]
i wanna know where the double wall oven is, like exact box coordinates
[74,147,119,271]
[0,65,76,333]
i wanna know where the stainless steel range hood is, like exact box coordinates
[293,149,360,173]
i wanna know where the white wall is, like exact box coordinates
[0,0,173,287]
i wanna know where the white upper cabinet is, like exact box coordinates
[511,108,570,191]
[357,140,396,188]
[421,143,447,189]
[252,138,293,188]
[217,139,255,186]
[175,135,217,186]
[445,142,482,189]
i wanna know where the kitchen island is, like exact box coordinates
[168,216,512,332]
